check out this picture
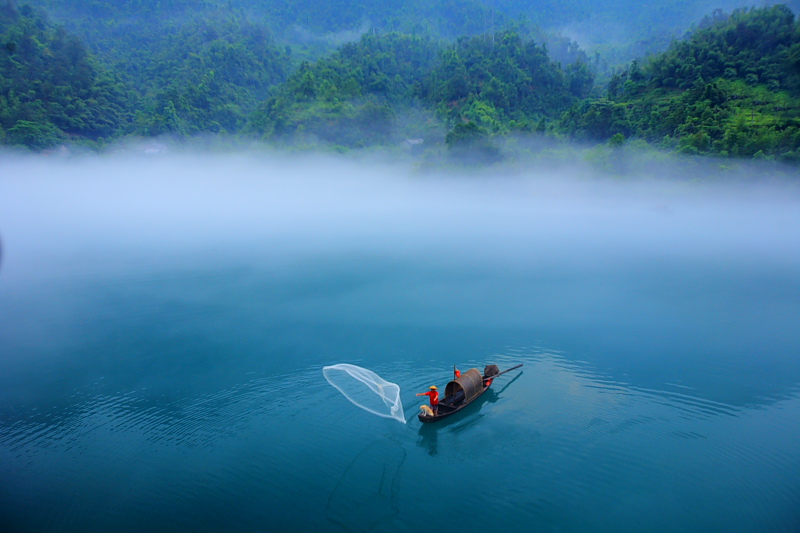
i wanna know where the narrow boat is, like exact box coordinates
[417,363,523,423]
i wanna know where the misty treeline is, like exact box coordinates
[560,5,800,161]
[0,0,799,164]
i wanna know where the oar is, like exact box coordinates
[490,363,523,378]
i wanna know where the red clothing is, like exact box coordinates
[485,379,493,387]
[421,390,439,407]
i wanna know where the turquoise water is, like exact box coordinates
[1,155,799,532]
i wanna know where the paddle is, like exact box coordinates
[489,363,523,378]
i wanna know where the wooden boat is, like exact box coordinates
[417,363,523,423]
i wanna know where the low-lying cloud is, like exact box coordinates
[0,149,798,287]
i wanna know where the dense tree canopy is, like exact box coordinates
[2,0,799,165]
[248,32,440,148]
[129,18,291,136]
[560,5,800,161]
[246,29,593,150]
[0,2,132,146]
[425,32,593,133]
[1,1,294,146]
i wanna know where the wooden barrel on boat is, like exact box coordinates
[445,368,483,404]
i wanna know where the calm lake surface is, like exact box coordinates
[1,154,799,533]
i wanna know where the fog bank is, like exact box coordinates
[1,151,798,285]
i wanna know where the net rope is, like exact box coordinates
[323,364,406,424]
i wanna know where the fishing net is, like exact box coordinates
[323,364,406,424]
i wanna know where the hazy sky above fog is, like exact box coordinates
[0,150,798,286]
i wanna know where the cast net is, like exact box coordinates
[323,364,406,424]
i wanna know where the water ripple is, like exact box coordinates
[2,348,799,533]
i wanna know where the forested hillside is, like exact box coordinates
[0,3,131,147]
[1,0,799,165]
[503,0,800,68]
[246,30,594,150]
[248,33,440,148]
[31,0,799,61]
[560,5,800,161]
[127,18,291,136]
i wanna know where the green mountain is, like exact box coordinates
[1,0,799,165]
[126,17,291,136]
[560,5,800,161]
[248,32,440,148]
[247,30,593,151]
[27,0,799,75]
[0,3,131,147]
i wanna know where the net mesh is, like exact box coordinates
[323,364,406,424]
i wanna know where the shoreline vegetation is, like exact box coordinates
[1,1,799,168]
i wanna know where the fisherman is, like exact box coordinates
[416,386,439,415]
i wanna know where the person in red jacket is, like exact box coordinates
[417,385,439,415]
